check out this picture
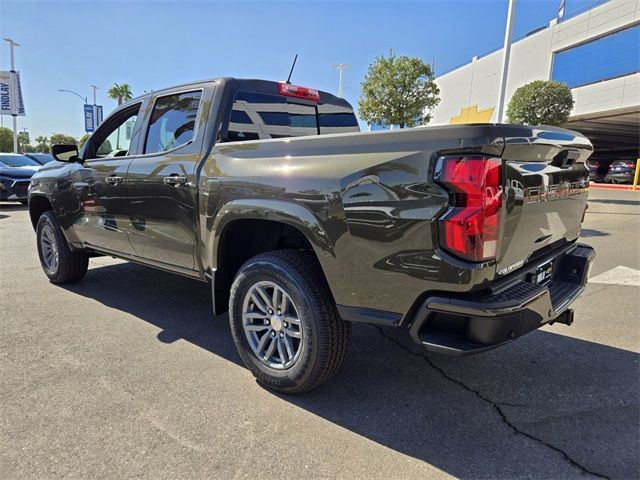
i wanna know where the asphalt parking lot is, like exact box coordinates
[1,187,638,479]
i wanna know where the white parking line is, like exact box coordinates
[590,266,640,287]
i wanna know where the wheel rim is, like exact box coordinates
[40,224,59,273]
[241,280,303,370]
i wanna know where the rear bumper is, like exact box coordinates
[605,172,634,183]
[408,243,595,355]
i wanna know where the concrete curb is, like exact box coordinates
[589,183,637,191]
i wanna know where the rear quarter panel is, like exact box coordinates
[201,125,505,317]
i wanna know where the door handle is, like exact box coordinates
[163,174,187,186]
[105,175,123,185]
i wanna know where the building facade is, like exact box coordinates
[431,0,640,162]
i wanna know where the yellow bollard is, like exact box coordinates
[634,158,640,191]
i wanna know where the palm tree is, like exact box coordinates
[107,83,133,105]
[35,135,49,152]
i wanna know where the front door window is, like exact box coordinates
[87,105,140,159]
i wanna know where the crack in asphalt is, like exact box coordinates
[373,326,611,479]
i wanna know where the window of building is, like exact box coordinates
[552,25,640,88]
[145,91,201,154]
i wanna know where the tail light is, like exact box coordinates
[278,82,320,102]
[436,155,503,261]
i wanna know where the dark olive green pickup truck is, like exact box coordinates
[29,78,595,393]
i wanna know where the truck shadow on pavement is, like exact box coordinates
[63,261,639,479]
[580,228,610,237]
[0,203,28,216]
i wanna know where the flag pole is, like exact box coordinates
[4,38,20,153]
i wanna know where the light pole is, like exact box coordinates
[20,127,28,151]
[3,37,20,153]
[90,84,99,129]
[90,84,98,106]
[58,89,87,133]
[58,89,88,104]
[334,63,349,98]
[496,0,516,123]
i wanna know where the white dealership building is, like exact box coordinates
[431,0,640,163]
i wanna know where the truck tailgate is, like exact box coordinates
[497,126,592,276]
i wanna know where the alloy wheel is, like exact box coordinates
[241,281,303,370]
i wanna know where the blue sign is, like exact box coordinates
[96,105,103,126]
[84,104,94,132]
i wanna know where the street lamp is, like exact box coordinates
[334,63,349,98]
[58,89,88,104]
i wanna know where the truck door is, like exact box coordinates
[125,89,206,270]
[71,103,142,255]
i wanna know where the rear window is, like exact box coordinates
[225,90,358,142]
[318,105,360,133]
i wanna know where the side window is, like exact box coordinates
[144,91,202,154]
[226,91,318,142]
[90,106,140,159]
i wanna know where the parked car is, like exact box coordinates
[28,77,595,393]
[0,153,41,204]
[25,153,54,165]
[605,160,637,184]
[588,160,605,182]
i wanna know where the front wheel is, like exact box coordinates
[229,250,351,394]
[36,211,89,283]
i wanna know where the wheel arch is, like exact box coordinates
[208,199,336,315]
[29,195,54,230]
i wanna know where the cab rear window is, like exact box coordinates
[225,91,358,142]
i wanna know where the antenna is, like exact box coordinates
[286,54,298,84]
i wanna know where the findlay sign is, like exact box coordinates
[0,70,26,116]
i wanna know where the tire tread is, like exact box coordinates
[37,211,88,284]
[229,249,351,394]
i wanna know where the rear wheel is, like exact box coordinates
[36,211,89,283]
[229,250,351,394]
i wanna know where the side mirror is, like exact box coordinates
[51,144,80,162]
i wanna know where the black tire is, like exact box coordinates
[229,250,351,394]
[36,211,89,283]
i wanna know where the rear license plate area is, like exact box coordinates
[531,260,554,286]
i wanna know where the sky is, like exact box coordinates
[0,0,599,140]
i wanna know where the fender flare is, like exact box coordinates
[207,198,335,273]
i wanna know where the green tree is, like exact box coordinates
[78,133,91,148]
[506,80,574,126]
[107,83,133,105]
[358,50,440,128]
[18,132,33,153]
[35,135,50,152]
[0,127,14,152]
[50,133,77,146]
